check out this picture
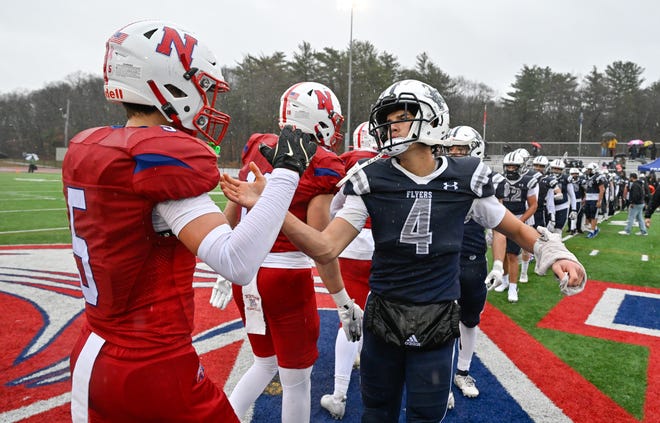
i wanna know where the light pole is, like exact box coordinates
[345,2,355,152]
[62,99,70,147]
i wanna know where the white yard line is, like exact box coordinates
[0,208,65,213]
[0,228,69,235]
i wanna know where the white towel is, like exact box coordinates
[242,277,266,335]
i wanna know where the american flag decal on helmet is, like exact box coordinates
[109,31,129,45]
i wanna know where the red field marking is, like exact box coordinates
[480,301,639,423]
[538,280,660,422]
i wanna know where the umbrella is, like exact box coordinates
[530,141,542,149]
[644,140,654,147]
[24,153,39,161]
[601,131,616,140]
[627,139,644,146]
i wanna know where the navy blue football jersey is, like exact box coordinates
[494,172,538,215]
[585,173,606,195]
[343,156,493,303]
[552,174,572,206]
[461,218,487,257]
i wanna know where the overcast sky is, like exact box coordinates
[2,0,659,98]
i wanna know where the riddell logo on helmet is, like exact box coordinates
[104,87,124,100]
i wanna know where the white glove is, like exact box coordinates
[553,187,563,200]
[546,220,556,232]
[484,260,504,291]
[209,276,233,310]
[331,288,363,342]
[569,211,578,220]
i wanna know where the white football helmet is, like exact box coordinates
[470,137,485,159]
[569,167,581,180]
[104,20,231,146]
[514,148,531,163]
[279,82,344,151]
[502,151,526,181]
[585,162,599,174]
[369,79,450,156]
[532,155,549,173]
[549,158,566,175]
[352,121,378,151]
[440,125,484,158]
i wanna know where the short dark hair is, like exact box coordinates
[629,172,638,179]
[122,102,159,118]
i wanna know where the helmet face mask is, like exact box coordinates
[549,158,565,176]
[104,20,231,147]
[279,82,344,151]
[369,79,449,156]
[585,162,598,175]
[440,126,483,158]
[502,151,526,181]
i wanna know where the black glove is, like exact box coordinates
[259,125,317,176]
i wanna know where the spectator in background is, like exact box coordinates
[607,137,618,157]
[600,138,608,157]
[618,173,648,236]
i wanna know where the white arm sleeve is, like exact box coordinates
[157,168,299,285]
[155,194,221,235]
[335,194,369,232]
[568,183,577,209]
[546,189,556,214]
[469,196,507,229]
[329,189,347,219]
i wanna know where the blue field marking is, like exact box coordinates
[250,310,534,422]
[614,294,660,330]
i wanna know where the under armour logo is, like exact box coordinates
[442,181,459,191]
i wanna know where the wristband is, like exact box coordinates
[331,288,351,308]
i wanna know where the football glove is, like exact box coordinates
[484,259,504,291]
[259,125,317,176]
[546,220,556,232]
[568,211,578,221]
[331,288,363,342]
[209,276,233,310]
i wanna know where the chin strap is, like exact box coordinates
[147,79,184,129]
[336,152,384,188]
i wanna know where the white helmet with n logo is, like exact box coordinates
[279,82,344,151]
[104,20,231,146]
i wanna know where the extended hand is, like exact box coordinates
[331,288,363,342]
[209,276,233,310]
[484,259,504,291]
[337,300,363,342]
[259,125,317,175]
[551,260,587,295]
[220,162,266,209]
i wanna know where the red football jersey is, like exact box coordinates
[62,125,220,352]
[339,149,379,229]
[239,133,345,252]
[339,149,378,170]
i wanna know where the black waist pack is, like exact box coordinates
[364,293,461,350]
